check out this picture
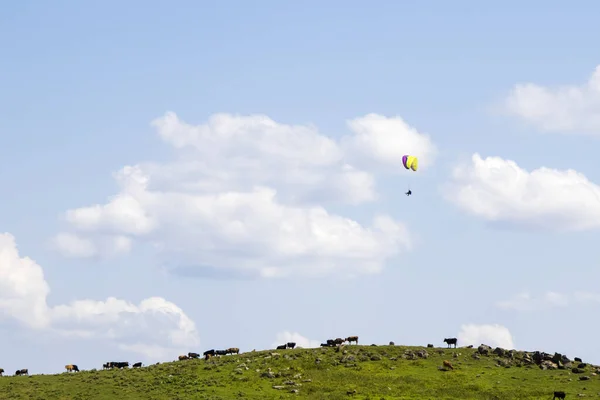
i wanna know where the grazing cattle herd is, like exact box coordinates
[0,336,359,375]
[0,334,579,396]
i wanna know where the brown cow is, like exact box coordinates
[346,336,359,344]
[65,364,79,372]
[204,353,212,361]
[178,355,189,361]
[443,360,454,370]
[226,347,240,354]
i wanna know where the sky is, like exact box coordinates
[1,0,600,374]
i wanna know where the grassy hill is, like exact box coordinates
[0,344,598,399]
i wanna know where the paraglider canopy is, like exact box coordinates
[402,155,418,171]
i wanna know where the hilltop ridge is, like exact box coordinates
[0,343,598,399]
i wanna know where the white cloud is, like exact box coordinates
[457,324,515,349]
[149,112,376,205]
[443,153,600,231]
[272,331,321,349]
[496,292,569,311]
[497,290,600,312]
[573,291,600,303]
[342,113,437,171]
[50,233,132,259]
[0,232,199,361]
[52,112,422,279]
[504,65,600,134]
[51,233,97,258]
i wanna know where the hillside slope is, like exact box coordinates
[0,345,597,399]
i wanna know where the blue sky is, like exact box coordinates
[2,0,600,373]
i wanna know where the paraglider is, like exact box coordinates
[402,155,418,196]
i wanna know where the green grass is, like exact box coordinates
[0,345,597,399]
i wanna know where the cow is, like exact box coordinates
[204,353,212,361]
[178,355,189,361]
[102,362,110,369]
[15,369,28,376]
[443,338,458,348]
[226,347,240,354]
[0,368,4,376]
[427,344,434,348]
[345,336,358,345]
[333,338,344,345]
[65,364,79,372]
[276,344,286,350]
[320,343,330,347]
[553,391,566,399]
[443,360,454,370]
[286,342,296,349]
[575,357,582,362]
[326,339,335,346]
[188,352,200,359]
[215,350,227,356]
[203,349,215,357]
[110,362,129,369]
[132,362,142,368]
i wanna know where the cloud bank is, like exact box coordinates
[444,153,600,231]
[457,324,515,349]
[0,233,199,361]
[497,291,600,312]
[504,65,600,135]
[53,112,437,279]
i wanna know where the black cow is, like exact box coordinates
[132,362,142,368]
[574,357,582,362]
[320,343,330,347]
[203,349,215,357]
[276,344,286,350]
[553,391,566,399]
[188,352,200,359]
[0,368,4,376]
[286,342,296,349]
[215,350,227,356]
[427,344,434,348]
[15,369,28,376]
[326,339,335,346]
[112,362,129,369]
[443,338,457,348]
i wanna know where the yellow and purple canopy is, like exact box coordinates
[402,155,418,171]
